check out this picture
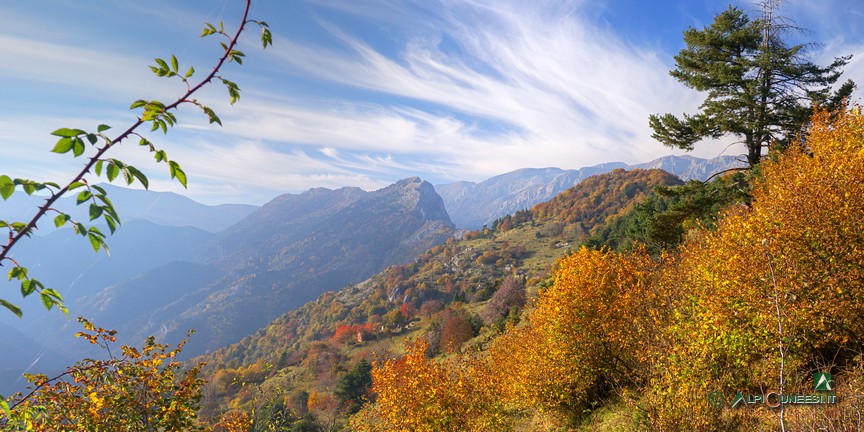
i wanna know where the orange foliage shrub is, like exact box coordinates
[489,246,662,411]
[351,340,506,431]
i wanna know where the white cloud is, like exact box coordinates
[16,0,862,206]
[265,0,719,176]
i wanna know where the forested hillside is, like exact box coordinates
[352,107,864,431]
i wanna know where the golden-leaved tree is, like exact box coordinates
[647,105,864,430]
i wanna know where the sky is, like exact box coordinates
[0,0,862,205]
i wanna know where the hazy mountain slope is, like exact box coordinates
[5,220,214,306]
[437,155,744,228]
[630,154,742,180]
[0,184,257,234]
[0,321,73,395]
[76,178,456,357]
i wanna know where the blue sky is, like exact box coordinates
[0,0,861,205]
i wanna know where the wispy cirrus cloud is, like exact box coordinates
[6,0,858,206]
[253,0,717,178]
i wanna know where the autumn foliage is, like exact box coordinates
[0,319,208,431]
[646,105,864,429]
[351,339,507,431]
[353,106,864,430]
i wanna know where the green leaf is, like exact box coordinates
[122,167,133,185]
[0,398,10,419]
[87,231,108,255]
[102,204,120,225]
[106,161,119,181]
[105,214,117,234]
[126,165,149,189]
[68,181,86,191]
[72,138,85,157]
[0,175,12,200]
[88,232,101,252]
[130,99,147,109]
[20,279,35,297]
[95,160,104,176]
[40,293,54,311]
[51,137,74,154]
[202,106,222,126]
[73,222,86,236]
[0,299,22,318]
[50,128,82,138]
[86,133,97,145]
[262,28,273,48]
[229,50,245,64]
[155,57,169,71]
[229,89,240,104]
[54,213,70,228]
[42,288,62,301]
[154,150,167,163]
[89,204,103,221]
[76,190,92,204]
[102,203,120,224]
[138,137,153,148]
[97,124,111,132]
[201,23,217,37]
[20,181,37,195]
[168,161,187,188]
[8,267,26,281]
[171,55,179,73]
[185,66,195,78]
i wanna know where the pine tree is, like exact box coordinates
[649,3,854,167]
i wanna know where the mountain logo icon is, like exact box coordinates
[731,391,746,408]
[814,372,834,391]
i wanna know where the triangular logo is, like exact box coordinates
[814,372,834,391]
[731,391,745,408]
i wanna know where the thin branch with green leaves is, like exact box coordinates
[0,0,271,318]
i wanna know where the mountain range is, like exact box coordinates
[6,178,454,367]
[435,155,744,228]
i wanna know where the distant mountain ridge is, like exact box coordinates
[74,177,455,357]
[435,155,744,228]
[0,183,257,234]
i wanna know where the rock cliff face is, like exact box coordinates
[76,178,455,357]
[436,155,744,228]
